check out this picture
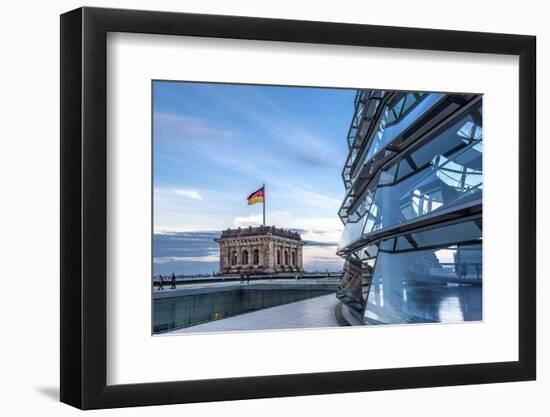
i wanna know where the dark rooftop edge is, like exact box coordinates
[219,226,302,240]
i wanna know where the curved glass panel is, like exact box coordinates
[339,172,378,224]
[363,92,444,162]
[342,90,385,187]
[363,221,482,324]
[338,214,368,251]
[360,105,482,236]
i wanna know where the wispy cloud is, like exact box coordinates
[303,245,343,271]
[304,241,339,247]
[174,189,203,200]
[233,215,263,227]
[206,86,348,168]
[154,112,236,141]
[229,213,342,241]
[155,187,203,201]
[154,254,219,264]
[205,151,343,210]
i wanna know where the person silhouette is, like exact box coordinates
[170,272,176,289]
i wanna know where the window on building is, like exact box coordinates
[277,249,281,265]
[292,251,296,266]
[231,251,237,265]
[242,250,249,265]
[253,249,259,265]
[284,250,289,265]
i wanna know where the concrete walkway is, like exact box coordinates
[167,293,341,334]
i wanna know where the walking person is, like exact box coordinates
[158,275,164,291]
[170,272,176,289]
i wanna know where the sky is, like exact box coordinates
[153,81,356,275]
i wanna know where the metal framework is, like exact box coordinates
[337,89,485,325]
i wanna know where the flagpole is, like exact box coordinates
[262,184,265,227]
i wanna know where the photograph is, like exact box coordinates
[152,81,483,334]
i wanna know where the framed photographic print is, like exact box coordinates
[60,6,536,409]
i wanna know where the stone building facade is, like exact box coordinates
[215,226,304,275]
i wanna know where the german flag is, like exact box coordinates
[247,186,265,206]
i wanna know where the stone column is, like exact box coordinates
[221,243,227,272]
[274,241,277,272]
[240,243,245,268]
[266,237,274,273]
[228,244,233,271]
[276,242,282,271]
[298,243,304,272]
[289,244,293,270]
[282,242,288,270]
[254,242,261,268]
[235,243,239,269]
[246,241,250,266]
[229,241,238,272]
[236,243,241,270]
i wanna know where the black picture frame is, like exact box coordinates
[60,6,536,410]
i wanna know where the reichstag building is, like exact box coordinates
[337,89,483,325]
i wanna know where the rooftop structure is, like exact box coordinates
[215,226,304,275]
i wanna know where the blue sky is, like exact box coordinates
[153,81,356,274]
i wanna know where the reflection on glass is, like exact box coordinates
[338,214,368,250]
[363,92,444,162]
[337,257,365,306]
[363,221,482,325]
[346,102,482,236]
[337,87,483,328]
[343,90,385,188]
